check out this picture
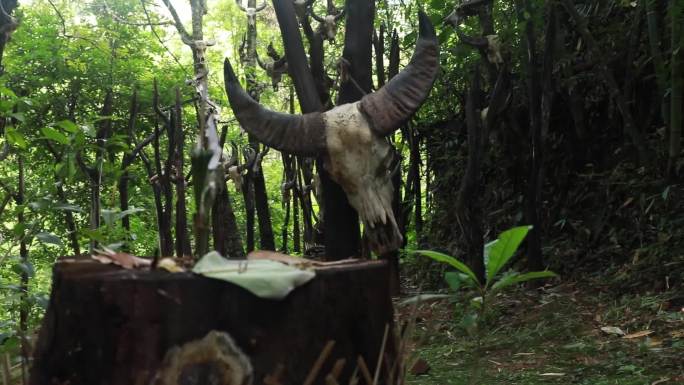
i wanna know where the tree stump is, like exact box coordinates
[30,257,395,385]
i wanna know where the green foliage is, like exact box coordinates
[414,226,556,294]
[409,225,557,349]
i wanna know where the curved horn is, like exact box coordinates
[224,59,327,156]
[359,11,439,136]
[310,9,325,23]
[255,2,268,12]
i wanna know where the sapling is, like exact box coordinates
[411,226,557,382]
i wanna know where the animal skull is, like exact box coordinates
[485,35,503,65]
[224,11,439,254]
[311,9,345,41]
[322,15,337,40]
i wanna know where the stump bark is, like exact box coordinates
[30,258,395,385]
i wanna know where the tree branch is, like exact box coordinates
[160,0,193,44]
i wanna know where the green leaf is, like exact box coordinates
[5,126,27,149]
[55,120,79,133]
[9,112,25,122]
[80,228,106,242]
[0,86,17,99]
[486,226,532,284]
[12,260,34,278]
[414,249,479,285]
[54,203,83,213]
[36,232,63,246]
[445,271,462,291]
[491,270,558,292]
[193,252,316,300]
[101,209,117,226]
[116,207,145,221]
[41,126,69,144]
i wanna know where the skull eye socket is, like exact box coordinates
[375,148,400,179]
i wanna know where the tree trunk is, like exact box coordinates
[667,0,683,179]
[88,90,113,252]
[320,0,376,260]
[31,259,395,385]
[272,0,361,260]
[173,88,192,257]
[643,0,669,125]
[17,154,28,383]
[0,0,18,73]
[253,167,275,250]
[241,0,275,251]
[153,81,174,258]
[456,67,486,282]
[561,0,648,164]
[212,173,245,258]
[119,90,139,236]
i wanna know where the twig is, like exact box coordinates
[102,0,171,26]
[140,0,188,75]
[303,340,336,385]
[160,0,192,44]
[372,325,390,385]
[356,356,373,385]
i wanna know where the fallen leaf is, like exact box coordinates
[669,330,684,339]
[410,358,430,375]
[600,326,625,336]
[158,258,184,273]
[646,337,662,347]
[622,330,653,339]
[91,249,151,269]
[651,378,670,385]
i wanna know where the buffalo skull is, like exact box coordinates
[224,11,439,254]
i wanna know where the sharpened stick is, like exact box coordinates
[303,340,336,385]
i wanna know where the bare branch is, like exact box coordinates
[140,0,188,75]
[101,0,172,26]
[160,0,193,44]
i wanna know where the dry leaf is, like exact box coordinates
[669,330,684,339]
[158,258,184,273]
[622,330,653,339]
[248,250,358,268]
[651,378,670,385]
[92,249,151,269]
[600,326,625,336]
[410,358,430,375]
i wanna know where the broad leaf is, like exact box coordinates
[101,209,117,226]
[5,127,27,149]
[491,270,557,292]
[41,126,69,144]
[36,232,63,246]
[9,112,25,122]
[414,249,479,285]
[193,251,315,300]
[486,226,532,284]
[54,202,83,213]
[55,120,79,133]
[116,207,145,220]
[12,261,34,278]
[444,271,462,291]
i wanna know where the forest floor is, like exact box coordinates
[399,277,684,385]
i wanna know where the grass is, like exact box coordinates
[400,281,684,385]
